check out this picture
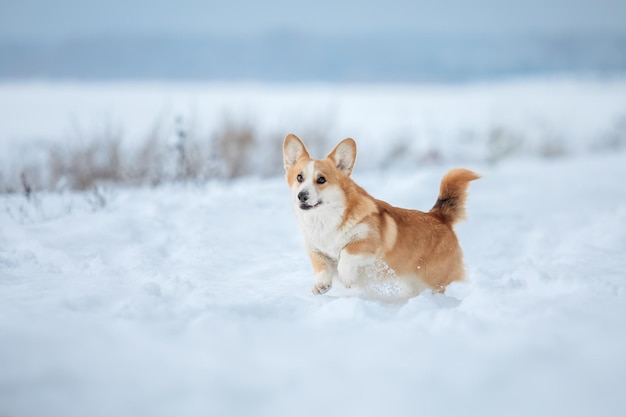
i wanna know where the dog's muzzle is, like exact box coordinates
[298,190,321,210]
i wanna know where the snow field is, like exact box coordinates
[1,148,626,416]
[1,78,626,191]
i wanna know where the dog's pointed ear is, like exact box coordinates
[327,138,357,176]
[283,134,310,171]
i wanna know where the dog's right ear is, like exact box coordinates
[283,134,310,171]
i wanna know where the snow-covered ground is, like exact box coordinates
[1,145,626,416]
[1,79,626,416]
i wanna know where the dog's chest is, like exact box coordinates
[296,210,368,259]
[302,226,346,259]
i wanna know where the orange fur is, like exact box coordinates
[283,133,479,295]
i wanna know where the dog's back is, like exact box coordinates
[376,168,480,292]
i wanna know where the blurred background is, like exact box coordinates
[1,0,626,191]
[1,0,625,81]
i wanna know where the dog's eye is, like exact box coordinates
[316,176,326,184]
[297,174,304,183]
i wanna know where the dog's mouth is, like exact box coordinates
[299,201,322,210]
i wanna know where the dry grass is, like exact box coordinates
[212,119,256,178]
[3,113,626,195]
[48,139,122,190]
[1,116,291,194]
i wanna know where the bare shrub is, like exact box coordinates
[127,118,162,185]
[17,165,44,195]
[212,119,256,178]
[20,172,32,199]
[44,117,124,190]
[131,132,167,186]
[0,111,339,193]
[487,127,523,163]
[539,136,567,158]
[86,186,107,210]
[262,131,292,177]
[49,139,122,190]
[381,141,411,169]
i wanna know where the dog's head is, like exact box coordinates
[283,134,357,212]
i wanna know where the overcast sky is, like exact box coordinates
[1,0,625,40]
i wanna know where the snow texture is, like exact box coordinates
[1,80,626,417]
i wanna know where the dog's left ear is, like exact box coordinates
[327,138,357,176]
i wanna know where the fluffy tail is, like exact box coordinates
[430,168,480,225]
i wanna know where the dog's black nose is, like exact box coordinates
[297,190,309,202]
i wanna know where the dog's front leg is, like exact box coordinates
[337,242,377,288]
[308,250,337,295]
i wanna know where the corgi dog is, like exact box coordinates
[283,133,479,296]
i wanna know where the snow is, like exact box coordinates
[1,79,626,416]
[2,147,626,416]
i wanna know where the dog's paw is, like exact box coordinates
[312,282,332,295]
[341,277,356,289]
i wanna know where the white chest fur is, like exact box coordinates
[295,203,368,260]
